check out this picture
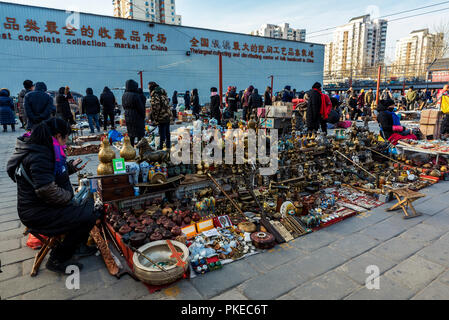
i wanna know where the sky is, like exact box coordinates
[3,0,449,62]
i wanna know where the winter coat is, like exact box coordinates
[24,82,55,129]
[264,90,272,106]
[442,114,449,136]
[210,93,221,122]
[357,92,365,107]
[282,86,294,103]
[81,88,101,115]
[406,90,417,103]
[327,107,341,124]
[226,90,238,112]
[184,93,190,109]
[377,102,398,139]
[191,89,200,115]
[348,95,358,109]
[100,87,116,113]
[0,89,16,125]
[172,92,178,106]
[149,86,171,125]
[242,86,254,108]
[365,91,374,106]
[6,136,95,236]
[306,88,322,131]
[122,80,145,138]
[248,89,263,111]
[18,89,31,118]
[137,89,147,108]
[56,88,75,125]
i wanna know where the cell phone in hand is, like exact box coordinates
[77,160,90,171]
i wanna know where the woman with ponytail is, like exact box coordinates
[7,118,98,274]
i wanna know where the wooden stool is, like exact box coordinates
[24,229,61,277]
[386,187,425,219]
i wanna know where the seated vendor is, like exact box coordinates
[327,97,342,129]
[377,99,417,144]
[7,118,98,274]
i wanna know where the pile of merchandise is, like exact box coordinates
[84,116,447,290]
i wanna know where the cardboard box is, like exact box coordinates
[420,109,442,125]
[420,121,442,138]
[267,105,292,118]
[257,108,266,118]
[273,101,293,108]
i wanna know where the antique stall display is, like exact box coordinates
[83,113,448,293]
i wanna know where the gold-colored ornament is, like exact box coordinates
[120,134,136,161]
[97,136,116,176]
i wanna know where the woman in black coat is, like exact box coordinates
[184,90,191,110]
[122,80,145,146]
[56,87,75,125]
[191,88,200,119]
[6,118,97,274]
[264,87,272,107]
[0,88,16,132]
[210,87,221,125]
[306,82,322,133]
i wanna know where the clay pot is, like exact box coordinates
[173,216,183,226]
[171,226,182,236]
[142,218,155,226]
[120,134,137,161]
[150,232,163,242]
[163,220,176,230]
[130,233,147,247]
[119,224,132,235]
[192,213,201,222]
[162,229,173,239]
[183,217,192,225]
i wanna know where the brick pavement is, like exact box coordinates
[1,128,449,300]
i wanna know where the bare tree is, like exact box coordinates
[431,20,449,59]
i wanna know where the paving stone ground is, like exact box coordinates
[1,128,449,300]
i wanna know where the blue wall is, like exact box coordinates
[0,2,324,103]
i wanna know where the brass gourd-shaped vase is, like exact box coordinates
[97,136,116,176]
[120,134,136,161]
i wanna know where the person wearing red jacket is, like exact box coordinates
[320,92,332,135]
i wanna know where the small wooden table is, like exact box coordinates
[386,187,425,219]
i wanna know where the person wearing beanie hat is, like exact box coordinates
[210,87,221,125]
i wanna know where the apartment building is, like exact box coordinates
[324,15,387,83]
[113,0,182,25]
[251,23,306,42]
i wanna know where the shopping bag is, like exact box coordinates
[441,95,449,114]
[26,234,47,250]
[108,129,123,143]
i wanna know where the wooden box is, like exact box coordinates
[96,173,134,202]
[97,173,131,189]
[98,186,134,202]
